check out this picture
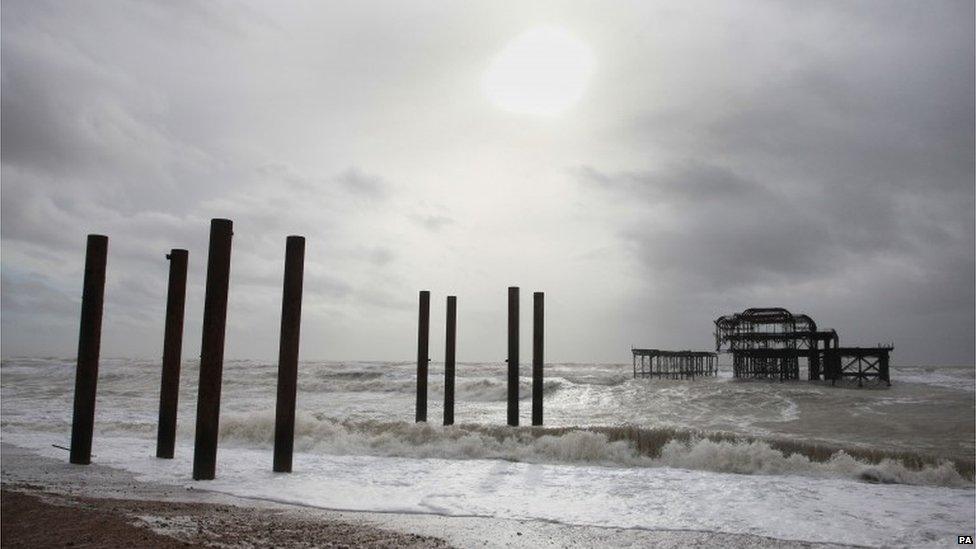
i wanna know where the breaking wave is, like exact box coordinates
[217,411,972,488]
[292,376,566,401]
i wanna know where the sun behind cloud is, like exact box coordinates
[484,26,595,116]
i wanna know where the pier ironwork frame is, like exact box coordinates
[714,307,891,385]
[823,346,893,387]
[714,307,838,381]
[632,349,717,379]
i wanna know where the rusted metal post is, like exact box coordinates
[156,249,188,459]
[273,236,305,473]
[415,290,430,423]
[193,218,233,480]
[443,296,456,426]
[532,292,544,426]
[507,286,519,426]
[808,339,820,381]
[880,351,891,386]
[70,234,108,465]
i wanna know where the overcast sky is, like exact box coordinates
[2,1,973,365]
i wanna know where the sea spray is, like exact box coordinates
[3,358,972,489]
[274,375,565,401]
[214,411,972,487]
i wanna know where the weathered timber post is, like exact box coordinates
[156,249,188,459]
[70,234,108,465]
[416,290,430,422]
[273,236,305,473]
[443,296,457,426]
[507,286,519,426]
[532,292,544,426]
[192,219,233,480]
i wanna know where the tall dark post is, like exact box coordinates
[273,236,305,473]
[415,290,430,423]
[880,352,891,386]
[507,286,519,426]
[70,234,108,465]
[808,339,820,381]
[156,249,188,459]
[192,219,233,480]
[443,296,457,426]
[532,292,544,426]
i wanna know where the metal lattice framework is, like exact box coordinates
[823,346,893,387]
[632,349,717,379]
[714,308,839,381]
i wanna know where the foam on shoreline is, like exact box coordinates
[213,412,972,487]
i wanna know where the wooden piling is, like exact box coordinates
[443,296,456,426]
[192,219,233,481]
[532,292,544,426]
[273,236,305,473]
[69,234,108,465]
[415,290,430,423]
[156,249,188,459]
[507,286,519,426]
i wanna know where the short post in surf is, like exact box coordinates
[507,286,519,426]
[532,292,544,426]
[69,234,108,465]
[273,236,305,473]
[444,295,457,426]
[156,248,188,459]
[193,218,233,480]
[415,290,430,423]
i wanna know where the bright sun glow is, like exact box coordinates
[485,27,595,116]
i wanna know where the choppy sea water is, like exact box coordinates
[2,358,974,546]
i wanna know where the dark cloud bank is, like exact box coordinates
[1,1,973,365]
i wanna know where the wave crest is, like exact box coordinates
[217,412,972,488]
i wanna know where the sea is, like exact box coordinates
[1,358,974,547]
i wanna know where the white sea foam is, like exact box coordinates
[213,411,970,487]
[2,357,974,547]
[656,438,968,487]
[3,431,971,548]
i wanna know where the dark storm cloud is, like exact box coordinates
[579,162,836,290]
[582,2,973,324]
[572,1,972,364]
[0,1,971,364]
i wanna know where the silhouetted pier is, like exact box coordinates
[715,307,892,385]
[632,349,717,379]
[824,346,892,386]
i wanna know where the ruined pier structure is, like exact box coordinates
[632,349,717,379]
[714,307,892,385]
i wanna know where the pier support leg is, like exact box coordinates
[507,287,519,426]
[193,219,233,481]
[156,249,188,459]
[416,290,430,423]
[532,292,544,426]
[881,353,890,386]
[808,340,820,381]
[70,234,108,465]
[444,296,456,426]
[273,236,305,473]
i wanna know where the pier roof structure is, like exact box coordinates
[714,307,890,385]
